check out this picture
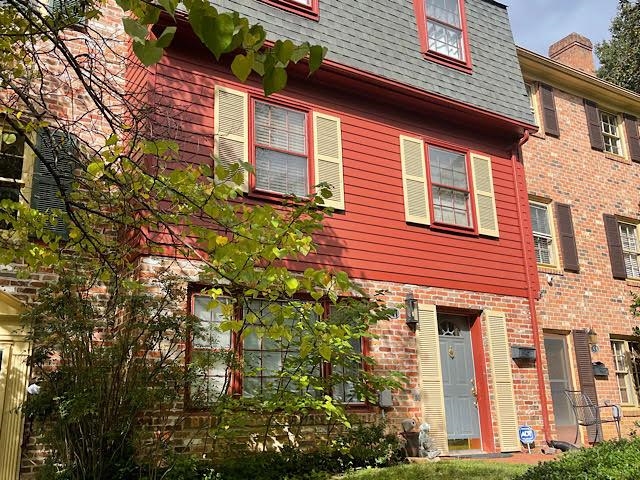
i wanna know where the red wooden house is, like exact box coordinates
[135,0,542,455]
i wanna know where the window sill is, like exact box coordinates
[247,189,310,205]
[258,0,319,20]
[537,265,562,275]
[604,153,630,165]
[621,406,640,417]
[625,278,640,288]
[429,222,477,237]
[422,50,472,74]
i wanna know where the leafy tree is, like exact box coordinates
[0,2,404,478]
[596,0,640,93]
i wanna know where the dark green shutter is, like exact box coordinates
[584,100,604,151]
[572,330,601,443]
[556,203,579,272]
[624,114,640,163]
[603,214,626,279]
[539,84,559,137]
[31,130,78,237]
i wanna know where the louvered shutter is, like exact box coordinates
[400,135,429,225]
[416,303,447,454]
[539,84,559,137]
[31,130,77,236]
[573,329,601,443]
[313,112,344,210]
[485,311,520,452]
[603,214,627,279]
[555,203,579,272]
[470,153,499,237]
[214,86,248,192]
[624,114,640,163]
[584,100,604,151]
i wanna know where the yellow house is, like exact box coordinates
[0,291,29,480]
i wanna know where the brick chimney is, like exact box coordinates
[548,33,595,75]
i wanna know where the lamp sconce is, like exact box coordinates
[405,293,419,332]
[588,328,599,353]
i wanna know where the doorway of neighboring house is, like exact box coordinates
[439,313,481,451]
[544,334,576,443]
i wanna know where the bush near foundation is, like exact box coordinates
[516,438,640,480]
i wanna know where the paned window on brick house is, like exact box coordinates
[530,202,554,265]
[619,222,640,278]
[429,145,471,228]
[0,128,27,206]
[425,0,465,61]
[190,295,363,405]
[611,339,640,405]
[600,111,622,156]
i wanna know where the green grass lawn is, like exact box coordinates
[339,460,529,480]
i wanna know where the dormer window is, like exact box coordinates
[415,0,471,71]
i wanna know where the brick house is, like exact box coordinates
[0,1,549,477]
[519,33,640,445]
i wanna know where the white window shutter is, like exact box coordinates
[400,135,430,225]
[471,153,499,237]
[417,303,448,454]
[214,85,249,192]
[485,310,520,452]
[313,112,344,210]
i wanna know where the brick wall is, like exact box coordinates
[523,83,640,442]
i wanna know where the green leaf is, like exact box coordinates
[290,43,309,63]
[157,0,179,17]
[274,40,295,65]
[132,41,164,66]
[319,344,332,361]
[285,277,299,293]
[203,14,235,60]
[155,26,176,49]
[115,0,133,11]
[309,45,326,74]
[231,53,253,82]
[263,66,287,96]
[122,17,148,43]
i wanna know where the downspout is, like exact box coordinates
[511,130,553,443]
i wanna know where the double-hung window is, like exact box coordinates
[428,145,471,228]
[425,0,465,62]
[254,101,309,197]
[611,339,640,405]
[619,222,640,278]
[529,202,555,266]
[600,111,622,156]
[258,0,319,19]
[0,128,27,206]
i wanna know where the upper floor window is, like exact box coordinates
[425,0,465,61]
[619,221,640,278]
[258,0,319,20]
[399,135,499,237]
[254,101,309,197]
[530,202,556,266]
[600,111,622,156]
[428,145,471,228]
[525,83,539,126]
[0,128,27,206]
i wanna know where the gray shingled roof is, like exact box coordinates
[213,0,533,125]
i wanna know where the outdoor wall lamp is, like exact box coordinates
[588,328,599,353]
[405,293,419,332]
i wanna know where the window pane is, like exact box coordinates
[429,146,467,189]
[332,339,363,403]
[0,133,25,180]
[619,223,640,277]
[255,148,308,196]
[193,296,231,349]
[254,101,307,155]
[432,186,470,227]
[530,204,551,235]
[427,20,463,60]
[426,0,461,27]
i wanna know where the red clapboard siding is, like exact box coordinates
[144,44,533,298]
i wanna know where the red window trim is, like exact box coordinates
[412,0,473,73]
[249,96,315,197]
[259,0,320,21]
[185,289,371,409]
[424,140,477,234]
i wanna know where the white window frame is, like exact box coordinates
[600,110,623,156]
[611,339,640,406]
[618,221,640,278]
[529,199,559,267]
[525,83,539,127]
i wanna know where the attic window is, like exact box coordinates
[259,0,319,20]
[415,0,472,72]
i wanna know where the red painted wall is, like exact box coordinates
[146,41,533,298]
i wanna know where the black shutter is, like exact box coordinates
[572,330,601,443]
[555,203,579,272]
[539,84,559,137]
[603,214,626,279]
[31,130,77,237]
[624,114,640,163]
[584,99,604,151]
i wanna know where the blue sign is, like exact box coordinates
[518,425,536,444]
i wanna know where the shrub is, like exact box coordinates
[516,437,640,480]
